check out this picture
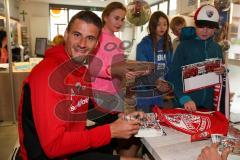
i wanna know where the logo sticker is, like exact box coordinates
[206,10,214,18]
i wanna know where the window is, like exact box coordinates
[69,9,82,20]
[92,11,102,19]
[49,4,103,40]
[151,4,158,13]
[169,0,177,16]
[50,8,68,40]
[159,1,168,15]
[169,0,176,11]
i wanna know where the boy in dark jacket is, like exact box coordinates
[169,5,226,112]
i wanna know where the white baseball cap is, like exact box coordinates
[194,4,219,29]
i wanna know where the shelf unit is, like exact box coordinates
[21,26,30,56]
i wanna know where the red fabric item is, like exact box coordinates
[18,45,112,160]
[153,106,229,141]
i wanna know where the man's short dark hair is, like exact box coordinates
[66,11,102,34]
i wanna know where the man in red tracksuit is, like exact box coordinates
[18,11,143,160]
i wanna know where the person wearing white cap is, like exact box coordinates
[194,4,220,29]
[169,4,226,112]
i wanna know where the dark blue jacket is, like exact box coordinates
[169,27,223,110]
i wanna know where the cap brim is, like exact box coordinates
[195,20,219,29]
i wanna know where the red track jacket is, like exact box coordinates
[18,45,112,159]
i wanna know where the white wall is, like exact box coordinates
[0,0,20,20]
[232,4,240,17]
[20,1,49,56]
[232,4,240,39]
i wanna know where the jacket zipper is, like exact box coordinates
[202,40,208,105]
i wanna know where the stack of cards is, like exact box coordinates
[211,134,223,143]
[123,113,166,137]
[211,134,240,155]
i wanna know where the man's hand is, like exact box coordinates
[111,111,145,139]
[184,100,197,112]
[110,118,141,139]
[155,79,172,93]
[197,143,232,160]
[110,61,154,79]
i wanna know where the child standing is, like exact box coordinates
[169,5,226,112]
[90,2,127,112]
[170,16,186,53]
[136,11,173,112]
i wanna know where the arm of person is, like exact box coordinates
[136,42,148,62]
[155,79,172,93]
[168,43,196,111]
[197,143,232,160]
[135,42,159,85]
[184,100,197,112]
[110,118,140,139]
[89,53,125,80]
[110,111,144,139]
[104,41,151,80]
[110,60,153,79]
[214,45,226,75]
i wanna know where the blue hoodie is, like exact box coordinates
[135,35,173,111]
[136,35,173,79]
[168,27,223,110]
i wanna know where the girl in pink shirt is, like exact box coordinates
[90,2,127,112]
[90,3,142,158]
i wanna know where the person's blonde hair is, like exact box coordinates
[102,2,126,26]
[52,34,64,46]
[170,16,186,32]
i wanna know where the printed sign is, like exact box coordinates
[182,58,222,93]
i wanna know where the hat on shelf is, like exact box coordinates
[194,4,220,29]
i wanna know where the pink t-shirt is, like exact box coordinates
[90,28,124,95]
